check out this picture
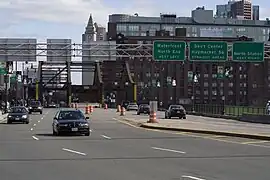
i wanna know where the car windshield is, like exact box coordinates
[58,111,85,120]
[10,107,27,113]
[30,101,41,106]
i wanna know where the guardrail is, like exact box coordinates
[183,104,266,117]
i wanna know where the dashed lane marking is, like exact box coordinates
[152,147,186,154]
[32,136,39,140]
[182,175,206,180]
[101,135,111,140]
[62,148,86,156]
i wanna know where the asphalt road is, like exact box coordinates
[1,108,270,180]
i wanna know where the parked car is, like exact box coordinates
[121,101,130,109]
[127,103,138,111]
[165,105,186,119]
[7,106,29,124]
[137,104,150,115]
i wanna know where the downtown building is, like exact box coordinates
[105,7,270,107]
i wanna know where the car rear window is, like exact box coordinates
[171,105,183,109]
[30,101,41,106]
[10,107,27,113]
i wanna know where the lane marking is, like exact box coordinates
[152,147,186,154]
[101,135,111,140]
[33,124,36,127]
[41,117,44,120]
[182,175,206,180]
[30,128,33,131]
[242,140,270,145]
[38,120,40,123]
[62,148,86,156]
[32,136,39,140]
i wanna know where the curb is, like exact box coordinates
[140,123,270,140]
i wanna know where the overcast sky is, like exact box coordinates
[0,0,269,84]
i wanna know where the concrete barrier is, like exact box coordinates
[240,113,270,124]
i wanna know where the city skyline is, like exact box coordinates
[0,0,269,43]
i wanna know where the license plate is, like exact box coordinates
[15,118,20,120]
[177,111,180,113]
[71,128,78,132]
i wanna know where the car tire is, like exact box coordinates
[29,111,32,114]
[85,132,90,136]
[137,112,140,115]
[7,120,12,124]
[183,116,186,119]
[168,116,171,119]
[26,121,29,124]
[40,111,43,114]
[53,130,57,136]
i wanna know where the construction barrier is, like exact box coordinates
[117,105,121,112]
[120,107,125,116]
[104,104,108,109]
[90,106,93,113]
[148,111,157,123]
[85,105,90,114]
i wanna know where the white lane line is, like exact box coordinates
[33,124,36,126]
[152,147,186,154]
[32,136,39,140]
[38,120,40,123]
[41,117,44,120]
[182,175,206,180]
[101,135,111,140]
[241,140,269,145]
[62,148,86,156]
[30,128,33,131]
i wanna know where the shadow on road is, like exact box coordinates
[35,133,85,137]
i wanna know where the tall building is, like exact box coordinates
[82,14,96,86]
[216,0,235,18]
[252,5,259,20]
[94,23,107,41]
[231,0,252,20]
[107,9,270,106]
[108,8,270,42]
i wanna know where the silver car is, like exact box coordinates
[127,103,138,111]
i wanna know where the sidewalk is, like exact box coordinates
[120,111,270,140]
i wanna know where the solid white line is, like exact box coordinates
[30,128,33,131]
[62,148,86,156]
[32,136,39,140]
[182,175,206,180]
[152,147,186,154]
[101,135,111,140]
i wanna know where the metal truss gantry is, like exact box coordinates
[0,43,269,59]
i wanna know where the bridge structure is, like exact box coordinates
[1,40,270,107]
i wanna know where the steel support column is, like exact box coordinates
[66,61,72,107]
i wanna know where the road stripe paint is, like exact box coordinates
[32,136,39,140]
[182,175,206,180]
[242,140,269,145]
[41,117,44,120]
[101,135,111,140]
[38,120,40,123]
[30,128,33,131]
[62,148,86,156]
[152,147,186,154]
[33,124,36,126]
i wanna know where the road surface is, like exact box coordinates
[0,108,270,180]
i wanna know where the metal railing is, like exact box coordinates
[184,104,265,117]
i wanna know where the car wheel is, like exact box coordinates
[85,132,90,136]
[7,120,12,124]
[137,112,140,115]
[29,112,32,114]
[40,111,43,114]
[26,121,29,124]
[168,116,171,119]
[183,116,186,119]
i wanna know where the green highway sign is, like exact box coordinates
[189,41,228,62]
[232,42,264,62]
[153,41,186,61]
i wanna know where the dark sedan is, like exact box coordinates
[137,104,150,115]
[165,105,186,119]
[7,106,30,124]
[52,110,90,136]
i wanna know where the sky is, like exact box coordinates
[0,0,269,84]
